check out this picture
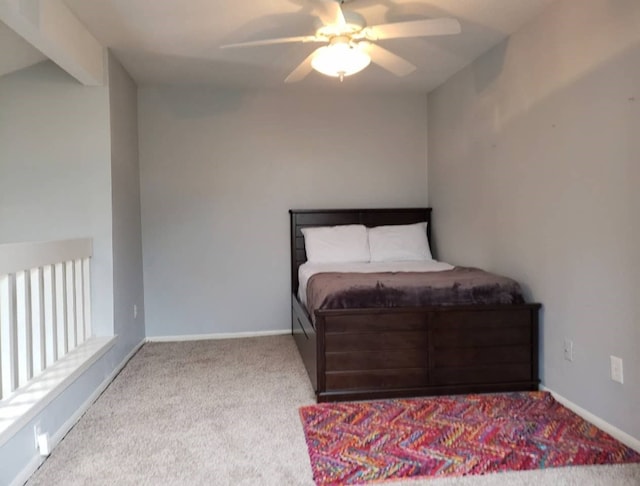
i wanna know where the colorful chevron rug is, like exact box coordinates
[299,391,640,485]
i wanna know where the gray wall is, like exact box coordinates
[108,53,146,351]
[0,57,146,484]
[428,0,640,440]
[139,88,428,337]
[0,61,114,336]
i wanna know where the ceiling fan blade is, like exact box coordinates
[359,42,415,77]
[311,0,346,26]
[221,35,320,49]
[285,49,320,83]
[368,18,461,40]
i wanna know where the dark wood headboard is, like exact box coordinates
[289,208,433,293]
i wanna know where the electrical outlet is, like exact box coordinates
[133,304,138,319]
[33,423,40,449]
[610,356,624,384]
[33,423,51,455]
[563,339,573,361]
[37,432,50,456]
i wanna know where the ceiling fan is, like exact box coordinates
[220,0,461,83]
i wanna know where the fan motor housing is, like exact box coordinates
[315,10,366,38]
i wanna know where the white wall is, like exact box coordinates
[428,0,640,440]
[139,88,428,337]
[108,53,146,351]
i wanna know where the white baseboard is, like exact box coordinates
[11,453,45,486]
[146,329,291,342]
[541,385,640,453]
[1,337,117,448]
[10,338,145,486]
[49,338,145,446]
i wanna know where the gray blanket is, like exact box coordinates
[306,267,524,320]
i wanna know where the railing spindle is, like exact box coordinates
[74,259,84,345]
[83,258,92,339]
[43,264,57,366]
[16,271,33,387]
[30,267,46,376]
[65,261,76,351]
[0,274,18,399]
[54,262,67,358]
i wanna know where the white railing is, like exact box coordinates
[0,239,92,401]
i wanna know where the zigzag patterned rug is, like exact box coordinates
[299,391,640,485]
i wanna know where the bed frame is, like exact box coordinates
[290,208,541,403]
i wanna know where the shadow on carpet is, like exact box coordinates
[299,391,640,485]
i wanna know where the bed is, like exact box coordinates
[290,208,541,403]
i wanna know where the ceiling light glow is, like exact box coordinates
[311,39,370,81]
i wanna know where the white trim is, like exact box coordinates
[10,452,43,486]
[0,336,116,447]
[0,0,105,85]
[49,339,144,446]
[9,338,145,486]
[146,329,291,342]
[541,385,640,453]
[0,238,92,276]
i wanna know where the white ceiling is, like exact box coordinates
[0,21,47,78]
[14,0,556,92]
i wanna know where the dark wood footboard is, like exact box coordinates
[292,294,540,403]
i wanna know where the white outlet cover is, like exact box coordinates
[563,339,573,361]
[610,356,624,384]
[37,432,51,456]
[33,424,40,448]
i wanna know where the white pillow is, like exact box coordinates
[368,222,432,262]
[301,224,370,263]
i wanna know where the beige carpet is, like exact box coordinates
[27,336,640,486]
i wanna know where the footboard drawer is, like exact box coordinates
[326,369,429,390]
[320,312,428,391]
[429,309,536,386]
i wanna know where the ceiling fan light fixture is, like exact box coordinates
[311,40,370,80]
